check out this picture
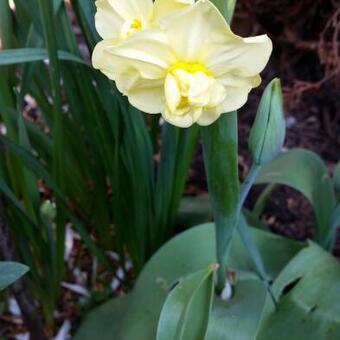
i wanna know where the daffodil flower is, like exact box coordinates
[93,0,273,127]
[95,0,194,41]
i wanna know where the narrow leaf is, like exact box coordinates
[0,48,86,65]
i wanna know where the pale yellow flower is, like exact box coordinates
[93,0,273,127]
[95,0,194,41]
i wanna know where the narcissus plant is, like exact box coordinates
[93,0,272,127]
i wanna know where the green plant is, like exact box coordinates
[1,0,339,338]
[0,0,199,326]
[75,0,340,338]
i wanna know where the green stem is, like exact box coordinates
[202,113,239,292]
[239,163,262,212]
[236,164,276,303]
[253,183,276,218]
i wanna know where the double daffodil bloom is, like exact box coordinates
[95,0,194,41]
[93,0,273,127]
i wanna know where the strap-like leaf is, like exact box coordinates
[0,48,86,66]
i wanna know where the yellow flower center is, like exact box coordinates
[130,19,142,30]
[121,19,143,38]
[168,62,212,76]
[164,62,226,117]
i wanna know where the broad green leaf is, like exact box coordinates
[75,224,217,340]
[157,265,216,340]
[206,279,271,340]
[258,242,340,339]
[256,149,336,246]
[0,48,86,65]
[0,262,29,291]
[75,223,301,339]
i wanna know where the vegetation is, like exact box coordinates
[0,0,339,339]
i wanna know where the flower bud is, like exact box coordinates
[249,78,285,165]
[40,200,56,224]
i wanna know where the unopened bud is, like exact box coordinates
[249,78,285,165]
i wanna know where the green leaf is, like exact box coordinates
[0,137,112,270]
[75,223,301,339]
[236,215,268,281]
[256,149,336,247]
[176,196,213,227]
[229,220,303,280]
[157,265,216,340]
[326,203,340,251]
[0,48,86,65]
[0,262,29,291]
[155,124,200,245]
[75,224,217,340]
[71,0,100,50]
[211,0,237,24]
[258,242,340,339]
[206,279,270,340]
[249,79,285,165]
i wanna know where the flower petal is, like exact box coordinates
[153,0,194,23]
[164,73,181,113]
[163,107,202,128]
[95,0,124,39]
[92,31,175,88]
[92,39,120,80]
[107,0,152,20]
[108,31,174,78]
[124,78,164,113]
[204,34,273,78]
[215,85,254,114]
[196,87,247,126]
[218,73,262,88]
[161,0,229,61]
[196,109,221,126]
